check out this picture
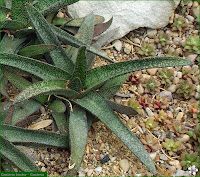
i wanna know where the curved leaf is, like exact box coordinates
[14,29,35,38]
[74,91,157,174]
[86,57,192,89]
[14,80,78,104]
[48,100,66,113]
[1,124,69,148]
[26,4,74,72]
[1,53,71,80]
[51,25,114,63]
[68,107,88,175]
[18,44,57,57]
[1,136,40,172]
[1,20,27,30]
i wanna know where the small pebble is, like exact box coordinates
[119,159,130,172]
[186,15,195,23]
[149,152,157,160]
[41,167,46,172]
[145,107,154,117]
[87,169,93,176]
[173,77,180,84]
[157,91,172,102]
[173,37,182,45]
[94,166,102,173]
[123,43,132,54]
[114,40,123,52]
[173,169,190,176]
[191,7,199,18]
[168,165,176,173]
[110,156,117,162]
[167,111,174,119]
[132,38,140,44]
[167,84,177,93]
[169,160,182,169]
[176,72,183,79]
[147,68,158,75]
[186,54,198,62]
[100,154,110,164]
[177,134,190,142]
[159,154,168,161]
[54,153,61,160]
[146,29,157,38]
[137,84,144,94]
[166,132,175,139]
[176,112,184,121]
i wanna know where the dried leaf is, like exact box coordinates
[28,119,53,130]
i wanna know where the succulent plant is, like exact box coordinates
[172,17,188,31]
[1,1,192,175]
[183,65,199,83]
[128,71,144,84]
[155,110,168,123]
[172,120,187,134]
[139,94,153,108]
[167,49,179,57]
[135,43,155,57]
[158,68,174,85]
[155,31,171,48]
[188,124,199,142]
[176,80,195,99]
[144,77,161,93]
[153,96,170,110]
[145,134,162,151]
[145,117,159,130]
[181,153,199,170]
[182,35,199,53]
[128,99,142,114]
[162,139,182,155]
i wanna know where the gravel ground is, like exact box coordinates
[3,1,199,176]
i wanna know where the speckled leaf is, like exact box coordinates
[98,85,122,99]
[12,99,41,125]
[11,1,29,23]
[1,136,40,172]
[13,80,77,104]
[1,124,69,148]
[69,106,88,175]
[14,28,35,38]
[86,57,192,89]
[48,100,66,113]
[68,77,82,92]
[1,34,26,54]
[18,44,57,57]
[1,74,9,98]
[1,53,71,80]
[51,25,114,63]
[70,46,87,90]
[1,20,27,30]
[34,0,78,16]
[26,4,74,72]
[52,112,68,136]
[74,91,157,174]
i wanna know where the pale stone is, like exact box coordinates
[67,1,180,44]
[114,40,123,52]
[173,77,180,84]
[132,38,141,44]
[147,68,158,75]
[41,167,46,172]
[145,107,154,117]
[87,169,94,176]
[119,159,130,172]
[137,84,144,94]
[157,91,172,102]
[94,167,102,173]
[159,154,168,161]
[169,160,182,169]
[186,15,195,23]
[177,134,190,142]
[124,43,132,54]
[177,72,183,78]
[191,6,199,18]
[147,29,157,38]
[167,84,177,93]
[149,152,157,160]
[186,54,198,62]
[54,153,61,160]
[176,112,184,121]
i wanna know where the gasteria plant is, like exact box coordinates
[1,1,192,175]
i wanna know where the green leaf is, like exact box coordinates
[51,25,114,63]
[12,99,42,125]
[13,80,78,104]
[74,91,157,174]
[34,0,78,16]
[14,28,35,38]
[11,1,29,24]
[68,107,88,175]
[1,20,27,30]
[1,124,69,148]
[18,44,57,57]
[26,4,74,72]
[69,46,87,90]
[86,57,192,89]
[1,34,26,54]
[52,112,68,136]
[48,99,66,113]
[1,53,71,80]
[1,135,40,172]
[68,77,82,92]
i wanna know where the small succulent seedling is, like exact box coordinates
[128,99,142,114]
[155,110,168,123]
[181,153,199,170]
[172,17,188,31]
[158,68,174,85]
[128,71,144,84]
[135,43,155,57]
[145,117,158,130]
[173,120,187,134]
[144,77,160,93]
[182,35,199,53]
[155,31,171,48]
[154,96,170,110]
[145,134,162,151]
[139,94,153,108]
[162,139,182,155]
[126,119,138,133]
[176,80,195,99]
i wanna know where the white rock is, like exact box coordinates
[149,152,157,160]
[145,107,154,117]
[159,154,168,161]
[157,91,173,102]
[191,6,199,18]
[167,84,177,93]
[177,134,190,142]
[114,40,123,52]
[177,72,183,78]
[173,169,191,176]
[147,68,158,75]
[137,84,144,94]
[147,29,157,38]
[67,1,180,44]
[176,112,184,121]
[173,77,180,84]
[186,15,195,23]
[119,159,130,172]
[186,54,198,62]
[132,38,141,44]
[110,156,117,162]
[193,1,199,8]
[94,167,102,173]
